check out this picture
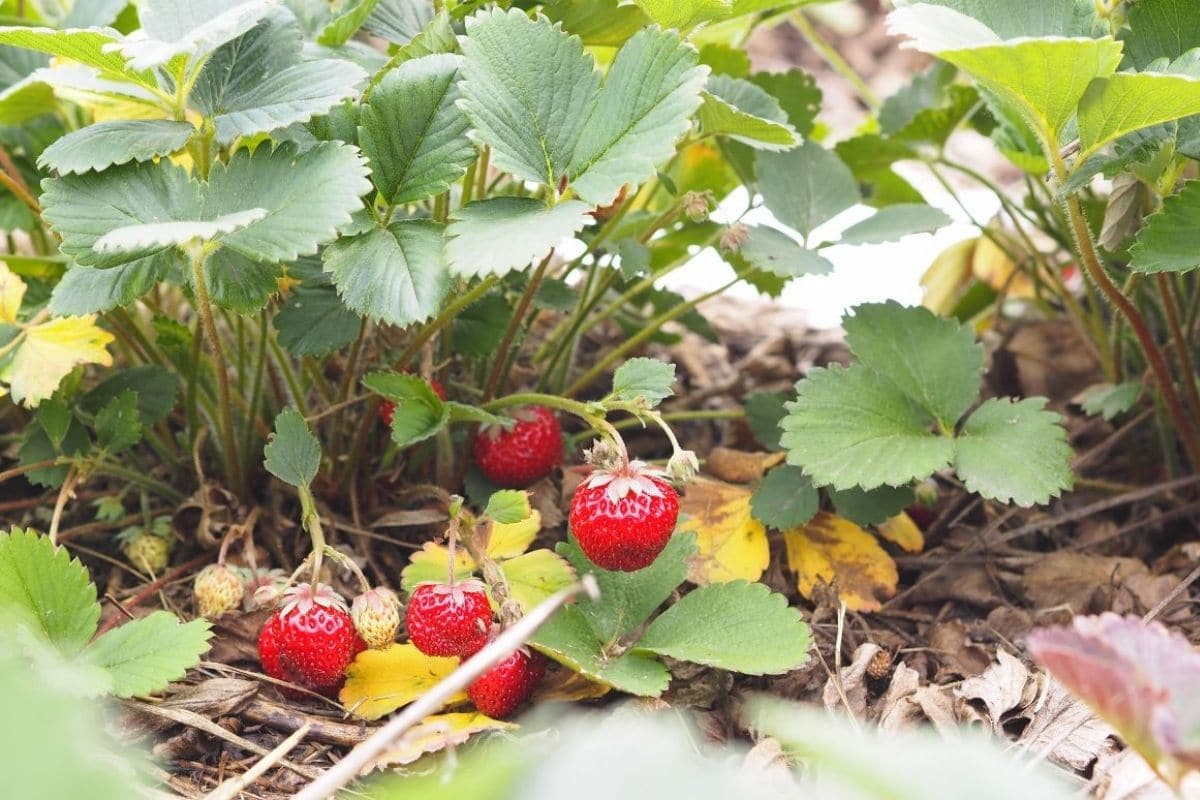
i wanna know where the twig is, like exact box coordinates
[1143,562,1200,624]
[292,576,599,800]
[202,723,311,800]
[94,553,210,637]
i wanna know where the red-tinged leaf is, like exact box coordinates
[1028,613,1200,778]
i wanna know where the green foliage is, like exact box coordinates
[828,484,915,526]
[363,371,448,447]
[446,198,593,278]
[37,120,195,176]
[1130,181,1200,273]
[84,611,213,699]
[781,303,1072,505]
[750,465,818,529]
[0,528,99,657]
[609,357,676,407]
[264,408,321,489]
[484,490,533,524]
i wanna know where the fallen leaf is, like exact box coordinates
[678,476,770,585]
[370,712,515,770]
[1022,552,1148,613]
[928,619,991,679]
[972,233,1033,297]
[822,643,881,717]
[956,650,1034,733]
[876,512,924,553]
[340,643,462,721]
[784,512,898,611]
[534,667,611,703]
[705,447,784,484]
[1017,676,1115,771]
[920,237,976,315]
[2,315,115,407]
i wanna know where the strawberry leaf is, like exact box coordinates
[750,466,819,529]
[1130,181,1200,274]
[264,408,321,490]
[363,371,449,448]
[609,357,676,407]
[953,397,1073,506]
[445,198,592,279]
[37,120,195,176]
[757,141,859,241]
[0,528,100,657]
[323,220,447,327]
[84,612,212,699]
[531,606,671,697]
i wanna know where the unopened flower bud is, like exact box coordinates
[720,222,750,253]
[682,190,714,223]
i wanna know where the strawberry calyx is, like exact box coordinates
[579,459,672,504]
[279,582,348,619]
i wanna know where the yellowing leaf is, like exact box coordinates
[501,548,576,612]
[920,237,975,315]
[535,668,611,703]
[401,541,477,588]
[783,512,898,612]
[876,512,924,553]
[487,509,541,558]
[0,262,26,323]
[972,234,1033,298]
[2,315,114,407]
[340,643,462,721]
[678,477,770,585]
[373,712,515,768]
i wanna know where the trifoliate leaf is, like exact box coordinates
[94,389,142,455]
[699,74,799,151]
[37,120,195,176]
[679,478,772,584]
[341,643,462,721]
[323,220,447,327]
[780,364,954,491]
[85,612,211,698]
[363,371,448,448]
[532,606,671,696]
[749,466,818,530]
[610,357,675,406]
[458,8,598,188]
[568,26,708,206]
[0,528,100,657]
[838,204,952,245]
[1130,181,1200,274]
[827,484,915,527]
[360,53,475,206]
[2,315,115,408]
[558,535,694,647]
[784,511,899,612]
[842,301,984,426]
[264,408,320,490]
[953,397,1073,506]
[445,198,592,279]
[757,141,859,240]
[634,580,810,674]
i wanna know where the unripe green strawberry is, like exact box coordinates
[120,529,171,574]
[194,564,244,618]
[351,587,401,649]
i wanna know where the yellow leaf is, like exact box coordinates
[678,476,769,585]
[373,712,515,768]
[487,509,541,559]
[534,668,611,703]
[972,234,1033,298]
[501,548,576,612]
[0,261,26,324]
[400,541,477,588]
[340,643,462,721]
[920,237,975,315]
[876,512,924,554]
[783,512,898,612]
[3,315,114,408]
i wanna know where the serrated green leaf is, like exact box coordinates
[445,197,592,278]
[95,389,141,454]
[757,141,859,240]
[953,397,1072,506]
[122,0,277,70]
[37,120,194,176]
[452,291,511,356]
[365,0,435,44]
[37,400,71,448]
[749,68,821,138]
[889,8,1122,143]
[531,605,671,696]
[838,204,951,245]
[895,0,1103,39]
[739,225,834,278]
[781,364,953,490]
[324,220,447,327]
[610,357,675,406]
[699,74,799,151]
[95,210,267,255]
[500,549,577,613]
[0,26,156,91]
[843,301,984,426]
[1077,72,1200,163]
[458,8,598,188]
[264,408,320,489]
[0,528,100,657]
[632,0,732,28]
[363,371,448,448]
[485,490,532,525]
[317,0,378,46]
[82,366,177,426]
[1079,381,1142,421]
[568,26,709,205]
[201,248,282,313]
[274,284,362,357]
[828,485,916,527]
[16,418,89,488]
[49,258,169,315]
[360,53,475,206]
[1130,181,1200,273]
[744,390,788,450]
[557,534,694,646]
[750,465,818,529]
[85,612,211,698]
[634,581,810,674]
[1122,0,1200,69]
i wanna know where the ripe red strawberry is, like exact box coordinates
[473,405,563,487]
[380,377,447,427]
[258,583,366,698]
[468,648,547,719]
[569,461,680,572]
[405,581,493,657]
[904,504,937,531]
